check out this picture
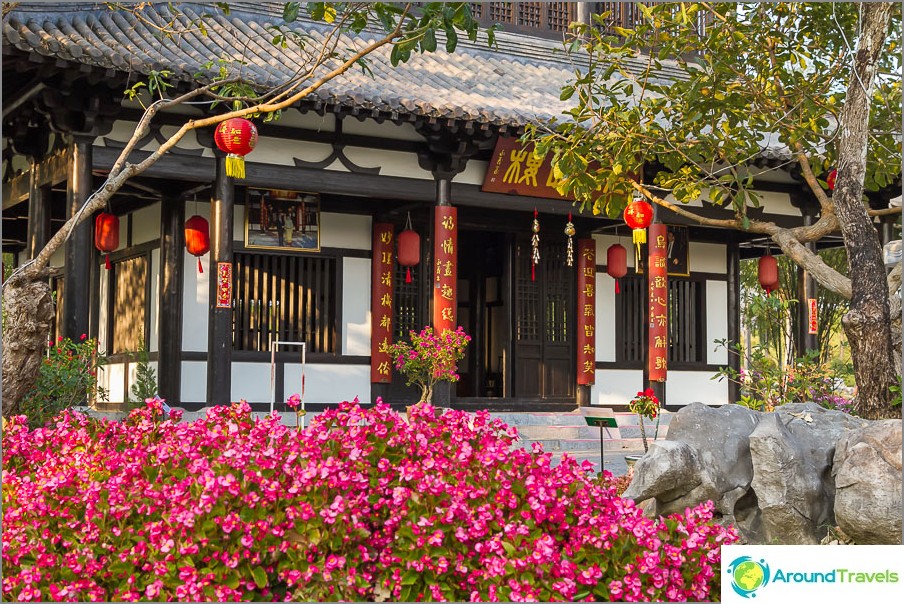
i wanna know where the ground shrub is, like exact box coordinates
[2,399,737,601]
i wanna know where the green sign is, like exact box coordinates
[584,416,618,428]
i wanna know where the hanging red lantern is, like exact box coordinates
[94,212,119,270]
[607,243,627,294]
[214,117,258,179]
[758,253,779,294]
[826,168,837,191]
[397,229,420,284]
[623,197,654,245]
[185,215,210,274]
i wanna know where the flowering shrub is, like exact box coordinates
[388,325,471,403]
[20,335,107,428]
[2,399,737,602]
[629,388,661,452]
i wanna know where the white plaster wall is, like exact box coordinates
[233,203,245,243]
[231,362,272,403]
[97,268,109,354]
[182,247,209,352]
[690,242,726,273]
[321,212,371,250]
[149,248,160,352]
[343,257,371,356]
[180,361,208,403]
[254,139,335,169]
[104,362,126,404]
[596,272,616,362]
[49,245,65,269]
[284,363,371,405]
[343,147,425,180]
[666,371,729,405]
[100,121,207,155]
[590,369,645,406]
[130,202,161,245]
[456,159,489,187]
[342,119,423,142]
[706,281,729,365]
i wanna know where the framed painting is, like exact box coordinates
[634,224,690,277]
[244,188,320,251]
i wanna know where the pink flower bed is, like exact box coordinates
[2,399,737,601]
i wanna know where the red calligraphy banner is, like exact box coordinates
[216,262,232,308]
[648,224,668,382]
[577,239,596,385]
[808,298,818,335]
[371,223,394,383]
[433,206,457,333]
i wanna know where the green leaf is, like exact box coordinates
[283,1,300,23]
[251,566,267,589]
[224,573,240,590]
[423,28,437,53]
[445,27,458,53]
[323,5,336,23]
[402,569,419,585]
[560,86,575,101]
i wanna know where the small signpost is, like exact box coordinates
[583,410,619,473]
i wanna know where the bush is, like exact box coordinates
[2,400,737,602]
[19,335,107,428]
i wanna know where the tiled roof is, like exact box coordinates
[2,2,684,129]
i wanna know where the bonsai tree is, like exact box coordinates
[388,326,470,404]
[628,388,660,453]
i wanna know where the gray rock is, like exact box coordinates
[624,402,882,545]
[833,421,903,544]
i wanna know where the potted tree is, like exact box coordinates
[388,326,470,411]
[625,388,661,470]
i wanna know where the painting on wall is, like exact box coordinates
[245,188,320,251]
[634,224,690,276]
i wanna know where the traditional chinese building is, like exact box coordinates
[5,3,893,413]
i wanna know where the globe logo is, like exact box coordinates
[727,556,771,598]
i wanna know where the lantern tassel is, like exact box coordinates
[225,154,246,179]
[198,258,204,274]
[615,279,620,294]
[532,264,535,281]
[633,228,646,245]
[105,254,111,270]
[406,267,412,284]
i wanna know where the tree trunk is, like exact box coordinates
[2,275,54,417]
[833,2,897,420]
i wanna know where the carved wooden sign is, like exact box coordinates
[482,137,572,200]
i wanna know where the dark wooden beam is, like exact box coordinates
[2,147,69,210]
[726,239,741,404]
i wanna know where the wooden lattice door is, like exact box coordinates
[513,236,575,400]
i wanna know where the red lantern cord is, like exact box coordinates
[531,209,540,281]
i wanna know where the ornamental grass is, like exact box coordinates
[2,399,737,602]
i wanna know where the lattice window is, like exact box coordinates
[232,252,337,353]
[487,2,514,23]
[111,255,148,354]
[616,274,705,364]
[543,242,570,343]
[393,264,421,342]
[546,2,575,31]
[517,2,542,27]
[515,244,540,341]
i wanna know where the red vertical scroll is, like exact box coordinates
[433,206,458,333]
[808,298,818,335]
[371,223,394,383]
[216,262,232,308]
[577,239,596,385]
[648,223,668,382]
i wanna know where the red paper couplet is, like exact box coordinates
[216,262,232,308]
[808,298,818,335]
[576,239,596,385]
[433,207,458,333]
[371,223,394,383]
[648,224,668,382]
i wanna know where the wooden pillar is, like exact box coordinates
[62,136,95,341]
[796,210,819,356]
[647,223,668,404]
[432,176,456,407]
[727,238,741,404]
[207,157,233,406]
[26,168,51,260]
[159,195,185,404]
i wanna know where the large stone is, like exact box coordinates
[833,421,902,544]
[624,402,878,545]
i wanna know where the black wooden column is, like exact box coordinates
[159,195,185,404]
[796,209,819,355]
[726,238,741,404]
[62,136,95,340]
[207,157,233,406]
[26,169,51,260]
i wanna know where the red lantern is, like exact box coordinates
[623,198,654,245]
[94,212,119,270]
[607,243,627,294]
[397,229,420,284]
[213,117,258,179]
[758,254,779,294]
[185,215,210,274]
[826,168,837,191]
